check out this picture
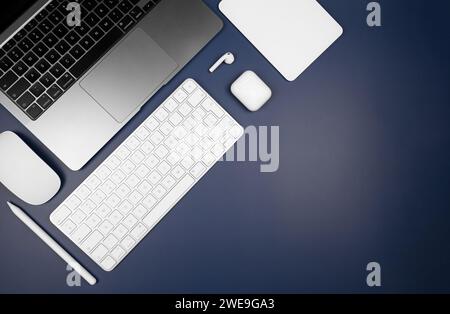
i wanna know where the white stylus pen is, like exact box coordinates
[7,202,97,286]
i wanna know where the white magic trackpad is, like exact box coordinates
[81,28,178,123]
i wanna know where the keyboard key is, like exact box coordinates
[30,82,46,97]
[99,17,114,32]
[44,49,61,64]
[43,33,58,48]
[92,244,109,262]
[14,30,27,43]
[129,7,144,21]
[72,224,91,244]
[94,3,109,17]
[85,13,100,28]
[103,234,119,250]
[82,230,103,252]
[65,31,81,46]
[118,1,133,14]
[120,236,135,251]
[7,78,30,100]
[69,45,85,59]
[49,10,64,25]
[8,47,24,62]
[25,68,40,83]
[0,71,18,91]
[55,40,70,55]
[35,59,51,74]
[118,15,134,32]
[54,24,69,39]
[79,35,95,51]
[49,63,65,78]
[28,28,44,43]
[38,19,53,33]
[0,57,13,71]
[109,8,124,23]
[51,206,71,225]
[110,246,125,261]
[26,104,44,120]
[57,73,75,90]
[33,42,49,57]
[17,92,35,109]
[23,52,39,67]
[40,73,56,88]
[37,94,53,109]
[143,175,195,229]
[18,37,33,53]
[89,26,105,41]
[2,39,16,52]
[74,23,90,38]
[60,54,76,68]
[47,84,63,100]
[100,256,117,271]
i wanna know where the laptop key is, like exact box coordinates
[0,56,14,72]
[25,68,40,83]
[26,104,44,120]
[86,13,100,28]
[12,61,28,76]
[99,17,114,32]
[70,27,122,78]
[30,82,46,97]
[94,3,109,17]
[13,30,27,42]
[28,28,44,44]
[49,63,65,78]
[47,84,63,100]
[118,15,134,32]
[33,42,49,57]
[70,45,86,59]
[55,40,71,55]
[118,0,133,14]
[43,33,58,48]
[7,78,31,100]
[18,38,33,53]
[80,35,95,50]
[17,92,35,109]
[60,54,76,69]
[37,94,53,109]
[130,7,144,21]
[109,8,124,22]
[89,27,105,41]
[75,23,90,37]
[0,71,19,91]
[45,49,62,64]
[39,19,54,33]
[35,59,51,74]
[57,73,75,90]
[54,24,69,39]
[23,51,39,67]
[2,39,16,52]
[40,73,56,88]
[7,47,24,62]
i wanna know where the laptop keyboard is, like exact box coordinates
[0,0,162,121]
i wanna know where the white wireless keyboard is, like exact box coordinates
[50,79,244,271]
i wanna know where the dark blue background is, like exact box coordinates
[1,0,450,293]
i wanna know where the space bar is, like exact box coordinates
[69,27,123,78]
[142,175,195,229]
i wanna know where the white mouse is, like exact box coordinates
[0,132,61,206]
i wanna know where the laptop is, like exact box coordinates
[0,0,223,170]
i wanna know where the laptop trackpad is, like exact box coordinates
[80,28,178,123]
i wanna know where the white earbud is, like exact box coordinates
[209,52,235,73]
